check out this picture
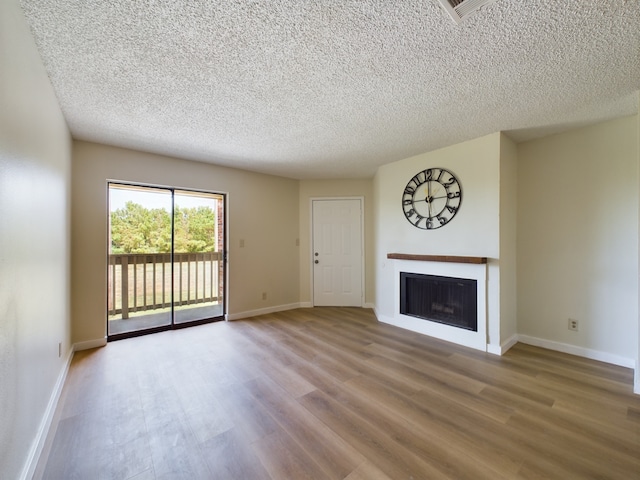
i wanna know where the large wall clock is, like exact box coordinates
[402,167,462,229]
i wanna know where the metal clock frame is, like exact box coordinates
[402,167,462,230]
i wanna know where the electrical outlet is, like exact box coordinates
[568,318,579,331]
[262,292,267,300]
[239,239,245,248]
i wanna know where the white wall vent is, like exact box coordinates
[436,0,498,23]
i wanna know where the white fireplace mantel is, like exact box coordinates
[384,254,489,352]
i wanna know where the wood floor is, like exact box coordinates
[37,307,640,479]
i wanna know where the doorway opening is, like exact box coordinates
[107,183,226,340]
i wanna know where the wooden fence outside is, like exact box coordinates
[108,252,223,319]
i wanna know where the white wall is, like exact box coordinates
[298,179,374,306]
[0,1,72,478]
[72,141,300,345]
[373,133,505,349]
[517,115,639,367]
[500,134,518,346]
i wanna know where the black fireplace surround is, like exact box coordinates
[400,272,477,331]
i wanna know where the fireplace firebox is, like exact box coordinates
[400,272,477,331]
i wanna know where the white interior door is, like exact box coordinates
[312,199,363,306]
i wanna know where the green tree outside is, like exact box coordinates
[110,201,216,254]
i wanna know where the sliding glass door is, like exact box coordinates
[173,190,225,324]
[107,183,225,339]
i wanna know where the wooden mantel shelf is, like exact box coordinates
[387,253,487,264]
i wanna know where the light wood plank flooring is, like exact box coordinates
[36,307,640,479]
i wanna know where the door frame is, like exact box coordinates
[310,196,365,307]
[106,180,229,341]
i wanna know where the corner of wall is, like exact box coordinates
[636,93,640,395]
[517,115,639,381]
[499,133,518,346]
[298,179,374,307]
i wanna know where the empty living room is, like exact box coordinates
[2,0,639,479]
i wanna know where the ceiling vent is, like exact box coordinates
[436,0,498,23]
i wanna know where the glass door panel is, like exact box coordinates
[108,184,173,336]
[173,190,225,324]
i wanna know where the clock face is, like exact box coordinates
[402,168,462,229]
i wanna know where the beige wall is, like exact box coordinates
[0,1,72,478]
[517,115,639,365]
[298,179,375,306]
[72,141,300,344]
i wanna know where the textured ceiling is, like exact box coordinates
[20,0,640,179]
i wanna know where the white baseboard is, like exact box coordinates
[372,307,389,323]
[19,347,74,480]
[517,334,636,369]
[487,334,518,356]
[373,311,392,325]
[363,302,375,309]
[227,302,376,321]
[226,303,305,321]
[486,344,501,355]
[73,337,107,351]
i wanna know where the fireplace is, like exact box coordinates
[388,255,488,352]
[400,272,477,331]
